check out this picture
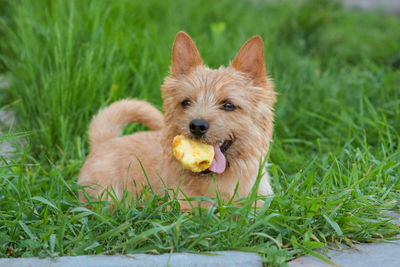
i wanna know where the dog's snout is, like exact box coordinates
[189,119,209,137]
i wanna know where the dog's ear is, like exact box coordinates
[171,31,203,77]
[231,36,267,85]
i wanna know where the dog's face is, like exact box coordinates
[161,32,276,175]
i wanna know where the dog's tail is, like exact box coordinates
[88,99,163,149]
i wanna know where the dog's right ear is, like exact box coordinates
[231,36,267,86]
[171,31,203,77]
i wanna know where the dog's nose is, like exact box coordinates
[189,119,209,137]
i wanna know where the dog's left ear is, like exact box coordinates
[231,36,267,86]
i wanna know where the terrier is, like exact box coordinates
[78,31,276,210]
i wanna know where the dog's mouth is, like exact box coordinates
[200,139,233,175]
[218,140,233,153]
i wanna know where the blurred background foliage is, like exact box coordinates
[1,0,399,163]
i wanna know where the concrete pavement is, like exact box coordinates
[0,251,262,267]
[288,212,400,267]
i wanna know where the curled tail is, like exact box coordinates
[88,99,163,149]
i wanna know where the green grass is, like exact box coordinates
[0,0,399,265]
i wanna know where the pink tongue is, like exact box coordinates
[209,143,226,174]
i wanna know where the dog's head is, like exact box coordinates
[161,32,276,175]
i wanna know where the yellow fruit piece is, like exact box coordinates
[172,135,214,172]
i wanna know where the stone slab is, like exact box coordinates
[289,212,400,267]
[0,251,263,267]
[289,237,400,267]
[0,75,15,157]
[341,0,400,12]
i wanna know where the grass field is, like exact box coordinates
[0,0,399,265]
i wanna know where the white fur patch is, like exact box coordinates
[257,156,274,196]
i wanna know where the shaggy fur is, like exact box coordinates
[78,31,276,210]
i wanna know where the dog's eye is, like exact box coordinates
[221,101,236,111]
[181,99,192,108]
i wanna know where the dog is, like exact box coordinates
[78,31,276,210]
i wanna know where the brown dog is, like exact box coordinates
[78,31,276,210]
